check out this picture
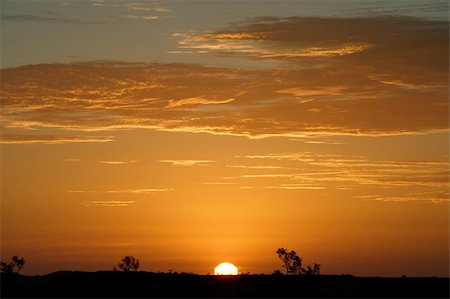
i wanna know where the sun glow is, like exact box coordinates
[214,262,239,275]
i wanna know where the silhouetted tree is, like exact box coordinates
[276,248,302,275]
[302,263,321,275]
[312,263,320,275]
[272,269,283,275]
[12,256,25,273]
[0,262,14,273]
[1,256,25,273]
[118,256,140,272]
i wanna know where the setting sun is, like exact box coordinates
[214,262,239,275]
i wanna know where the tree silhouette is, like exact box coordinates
[12,256,25,273]
[276,248,302,275]
[302,263,321,275]
[272,269,283,275]
[0,262,14,273]
[1,256,25,273]
[118,256,140,272]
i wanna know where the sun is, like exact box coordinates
[214,262,239,275]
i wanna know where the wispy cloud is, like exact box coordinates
[70,188,172,194]
[2,60,447,139]
[174,31,372,59]
[99,160,137,165]
[264,184,325,190]
[1,16,447,139]
[160,160,215,167]
[302,140,345,145]
[240,174,294,179]
[154,6,171,13]
[221,173,296,180]
[90,0,105,6]
[0,135,114,144]
[105,188,172,194]
[173,16,447,64]
[125,2,152,12]
[354,193,449,205]
[125,15,158,20]
[225,152,449,203]
[63,158,82,162]
[1,14,103,24]
[203,182,238,185]
[166,97,235,108]
[84,200,137,207]
[127,2,171,13]
[226,165,284,170]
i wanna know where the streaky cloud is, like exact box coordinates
[1,14,104,24]
[230,151,449,195]
[0,135,114,144]
[166,97,235,108]
[160,160,215,166]
[69,188,172,194]
[1,16,448,139]
[99,160,137,165]
[84,200,137,207]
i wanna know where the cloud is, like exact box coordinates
[99,160,137,165]
[1,16,448,139]
[239,174,294,179]
[239,186,255,189]
[154,6,171,13]
[1,14,103,24]
[303,140,345,145]
[1,61,447,138]
[63,158,82,162]
[0,135,114,144]
[226,165,283,170]
[173,16,448,65]
[90,0,105,6]
[70,188,172,194]
[125,15,158,20]
[124,2,171,14]
[63,158,137,164]
[174,30,372,58]
[354,192,449,205]
[203,182,238,185]
[264,184,325,190]
[105,188,172,194]
[125,2,152,12]
[166,97,235,108]
[221,173,296,180]
[160,160,215,167]
[84,200,137,207]
[231,152,449,196]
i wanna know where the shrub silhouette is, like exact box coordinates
[272,269,283,275]
[276,248,302,275]
[118,256,140,272]
[302,263,321,275]
[0,262,14,273]
[1,256,25,273]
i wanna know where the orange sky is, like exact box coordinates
[1,0,449,277]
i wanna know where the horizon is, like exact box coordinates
[1,0,449,278]
[4,269,450,278]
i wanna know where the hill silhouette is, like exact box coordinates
[1,271,449,298]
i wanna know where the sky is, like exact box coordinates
[0,0,449,277]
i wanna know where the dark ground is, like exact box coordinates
[1,271,449,298]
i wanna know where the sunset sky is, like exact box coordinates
[1,0,449,277]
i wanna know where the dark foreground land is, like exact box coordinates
[1,271,449,298]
